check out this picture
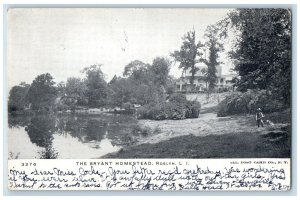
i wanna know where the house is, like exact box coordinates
[175,65,236,93]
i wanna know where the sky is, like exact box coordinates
[7,8,234,88]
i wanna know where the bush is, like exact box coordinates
[165,101,186,120]
[123,102,133,110]
[138,93,201,120]
[131,124,160,137]
[148,103,169,120]
[217,90,286,117]
[217,93,249,117]
[169,93,187,104]
[185,101,201,118]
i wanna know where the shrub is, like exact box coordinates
[166,101,186,120]
[131,124,160,137]
[169,93,188,104]
[153,126,162,134]
[217,92,249,117]
[146,103,167,120]
[137,105,149,119]
[185,100,201,118]
[140,126,152,137]
[217,90,286,117]
[131,124,142,136]
[123,102,132,110]
[138,93,201,120]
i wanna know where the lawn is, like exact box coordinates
[104,109,291,158]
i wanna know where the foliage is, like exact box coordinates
[123,60,149,79]
[165,101,187,120]
[107,78,136,107]
[82,64,108,108]
[131,125,154,137]
[165,77,177,95]
[224,8,291,105]
[200,25,224,92]
[26,73,57,111]
[8,82,30,112]
[56,81,66,96]
[109,57,173,107]
[109,75,119,85]
[64,77,88,109]
[217,90,286,117]
[121,102,136,114]
[38,146,59,159]
[185,100,201,118]
[171,30,204,87]
[148,57,171,87]
[138,93,201,120]
[169,93,187,104]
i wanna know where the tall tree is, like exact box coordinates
[200,25,224,92]
[109,57,173,107]
[107,78,135,107]
[123,60,150,84]
[148,57,171,87]
[64,77,88,108]
[123,60,148,77]
[171,30,203,89]
[226,8,291,104]
[82,64,108,108]
[26,73,57,111]
[109,75,119,85]
[8,82,30,111]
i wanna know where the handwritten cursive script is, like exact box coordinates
[8,159,290,191]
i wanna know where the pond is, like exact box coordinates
[8,113,138,159]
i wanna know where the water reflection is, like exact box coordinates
[8,113,137,159]
[24,115,58,158]
[26,115,56,147]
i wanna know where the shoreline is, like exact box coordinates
[103,109,291,158]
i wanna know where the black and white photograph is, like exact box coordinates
[7,8,291,160]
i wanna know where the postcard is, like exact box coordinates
[6,7,292,191]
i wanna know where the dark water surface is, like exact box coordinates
[8,113,138,159]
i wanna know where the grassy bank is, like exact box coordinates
[103,109,291,158]
[104,127,290,158]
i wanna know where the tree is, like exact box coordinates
[225,8,291,104]
[148,57,171,87]
[123,60,148,77]
[82,64,108,108]
[109,57,173,107]
[107,78,135,107]
[8,82,30,111]
[200,25,224,93]
[123,60,150,85]
[26,73,57,111]
[109,75,119,85]
[56,81,66,96]
[171,30,204,89]
[64,77,88,109]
